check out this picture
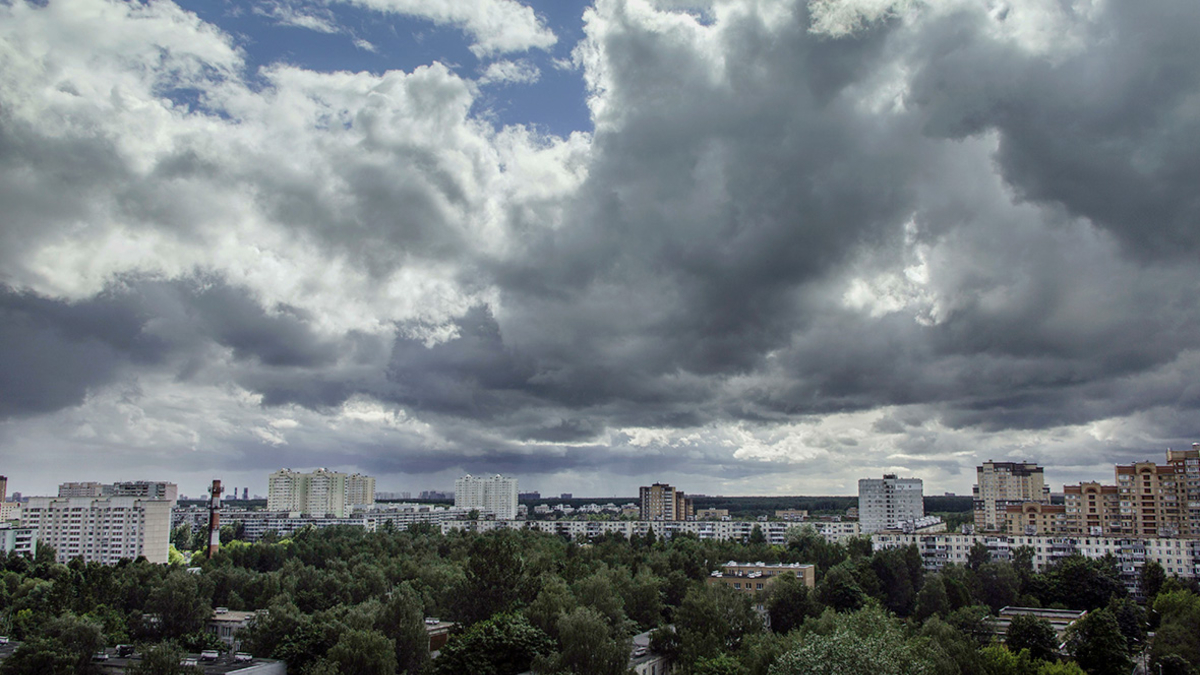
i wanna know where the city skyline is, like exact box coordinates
[3,1,1200,499]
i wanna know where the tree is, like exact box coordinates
[815,563,866,612]
[748,525,766,545]
[694,653,746,675]
[967,542,990,571]
[1105,597,1145,652]
[766,573,815,635]
[1005,614,1058,663]
[0,614,105,675]
[377,583,430,675]
[675,584,760,669]
[325,629,397,675]
[786,526,848,574]
[458,533,532,626]
[768,606,938,675]
[534,607,629,675]
[126,644,205,675]
[1139,562,1166,607]
[974,563,1019,612]
[144,570,212,640]
[433,612,553,675]
[913,575,950,622]
[1064,608,1131,675]
[1044,556,1124,611]
[1149,590,1200,669]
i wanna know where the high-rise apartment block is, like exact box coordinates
[1063,482,1121,536]
[858,475,924,533]
[455,475,519,520]
[58,481,178,504]
[639,483,693,521]
[1115,446,1200,538]
[973,461,1049,531]
[267,469,375,517]
[21,496,171,564]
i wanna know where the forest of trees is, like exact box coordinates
[1,523,1199,675]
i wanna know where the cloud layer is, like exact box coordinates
[2,0,1200,496]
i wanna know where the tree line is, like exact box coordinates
[0,523,1198,675]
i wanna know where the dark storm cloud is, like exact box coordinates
[907,3,1200,258]
[8,0,1200,493]
[0,286,164,417]
[0,277,349,418]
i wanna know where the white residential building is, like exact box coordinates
[267,469,375,517]
[455,475,519,520]
[858,474,924,533]
[21,496,172,564]
[0,523,36,557]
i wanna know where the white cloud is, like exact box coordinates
[254,1,341,34]
[336,0,557,56]
[479,59,541,85]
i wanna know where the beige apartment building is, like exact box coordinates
[1116,446,1200,538]
[1003,501,1067,535]
[974,461,1050,531]
[1064,482,1122,536]
[639,483,693,521]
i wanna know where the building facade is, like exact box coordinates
[973,461,1049,531]
[21,496,172,564]
[1003,501,1067,535]
[707,561,816,593]
[0,523,36,557]
[1115,447,1200,538]
[58,481,178,504]
[1063,482,1121,536]
[267,469,375,517]
[455,475,519,520]
[858,475,924,534]
[639,483,693,521]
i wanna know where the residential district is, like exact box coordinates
[0,445,1197,674]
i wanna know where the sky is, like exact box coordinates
[2,0,1200,499]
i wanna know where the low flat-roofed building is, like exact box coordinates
[993,606,1087,641]
[207,608,264,650]
[695,508,729,520]
[775,509,809,521]
[707,561,815,594]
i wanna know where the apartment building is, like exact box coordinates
[639,483,693,521]
[858,474,923,534]
[446,517,861,546]
[1115,446,1200,537]
[21,496,172,564]
[973,461,1049,531]
[58,481,178,504]
[455,474,519,520]
[1063,482,1121,536]
[1002,501,1067,535]
[267,469,375,517]
[0,523,37,557]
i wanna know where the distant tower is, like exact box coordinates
[207,480,223,558]
[243,488,248,501]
